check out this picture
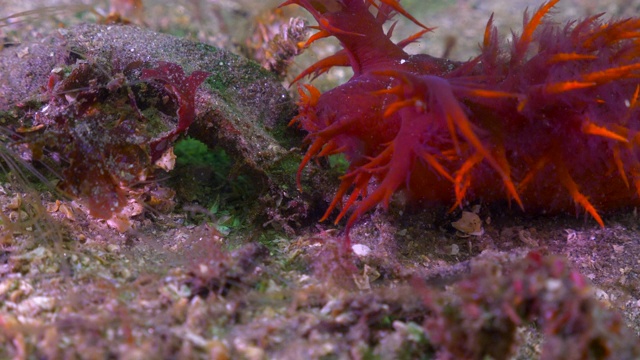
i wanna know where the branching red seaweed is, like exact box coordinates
[141,61,210,161]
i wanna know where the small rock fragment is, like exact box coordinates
[452,211,484,236]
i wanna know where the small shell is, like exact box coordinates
[6,194,22,210]
[46,200,61,213]
[351,243,372,257]
[8,210,29,223]
[518,229,539,247]
[155,146,176,171]
[59,203,76,221]
[452,211,484,236]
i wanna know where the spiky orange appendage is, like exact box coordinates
[287,0,640,237]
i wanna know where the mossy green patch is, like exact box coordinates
[172,137,258,232]
[204,72,230,93]
[174,137,229,167]
[140,107,172,137]
[265,153,302,192]
[328,154,349,174]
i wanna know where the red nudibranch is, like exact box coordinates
[284,0,640,236]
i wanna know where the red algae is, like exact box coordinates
[9,60,208,221]
[286,0,640,237]
[140,61,210,161]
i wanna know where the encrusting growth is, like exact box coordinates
[285,0,640,240]
[6,60,209,222]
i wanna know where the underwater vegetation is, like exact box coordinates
[286,0,640,239]
[3,59,208,224]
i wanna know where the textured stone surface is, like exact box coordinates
[1,23,315,205]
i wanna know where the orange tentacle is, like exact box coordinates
[557,165,604,227]
[513,0,561,63]
[582,121,629,143]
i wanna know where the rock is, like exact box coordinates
[0,23,328,226]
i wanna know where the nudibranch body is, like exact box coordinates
[286,0,640,236]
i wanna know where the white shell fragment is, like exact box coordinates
[452,211,484,236]
[155,146,176,172]
[351,243,372,257]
